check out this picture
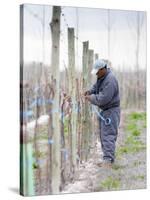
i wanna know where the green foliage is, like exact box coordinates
[32,162,39,169]
[100,176,120,190]
[117,136,145,156]
[132,129,141,136]
[125,135,139,145]
[126,123,137,131]
[116,146,128,156]
[117,111,146,157]
[126,112,146,136]
[126,123,141,136]
[128,112,146,121]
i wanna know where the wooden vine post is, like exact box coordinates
[50,6,61,194]
[68,27,77,175]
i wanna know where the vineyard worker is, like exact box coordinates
[84,59,120,168]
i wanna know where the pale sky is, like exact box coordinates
[23,4,146,71]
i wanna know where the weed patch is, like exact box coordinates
[100,176,120,190]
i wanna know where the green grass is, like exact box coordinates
[132,129,141,136]
[126,123,141,136]
[126,112,146,135]
[117,138,145,157]
[100,176,120,190]
[116,111,146,158]
[128,112,146,121]
[125,135,139,145]
[118,136,145,155]
[126,123,137,131]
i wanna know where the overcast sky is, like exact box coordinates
[23,4,146,71]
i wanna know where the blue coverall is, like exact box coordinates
[88,68,120,162]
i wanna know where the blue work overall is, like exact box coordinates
[88,68,120,162]
[99,107,120,162]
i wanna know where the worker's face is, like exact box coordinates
[96,68,106,78]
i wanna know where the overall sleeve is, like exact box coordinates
[89,79,116,107]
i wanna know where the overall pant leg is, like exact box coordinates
[100,107,120,162]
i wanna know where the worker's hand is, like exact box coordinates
[84,95,91,101]
[83,90,90,96]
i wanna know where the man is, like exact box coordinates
[84,59,120,168]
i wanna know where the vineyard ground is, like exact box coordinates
[61,110,146,194]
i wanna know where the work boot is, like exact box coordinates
[97,159,112,168]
